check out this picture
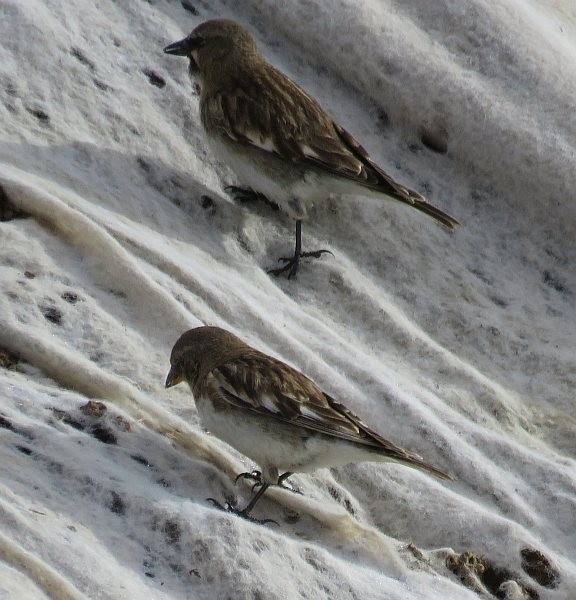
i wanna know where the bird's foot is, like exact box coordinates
[268,249,333,279]
[275,480,302,495]
[297,249,334,260]
[234,470,301,495]
[268,254,300,279]
[206,497,278,526]
[235,470,264,491]
[225,186,279,211]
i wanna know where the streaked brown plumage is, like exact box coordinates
[164,20,459,278]
[166,326,454,520]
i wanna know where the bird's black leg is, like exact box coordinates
[225,186,279,211]
[267,221,302,279]
[240,483,271,516]
[234,470,263,487]
[236,470,301,494]
[207,483,277,525]
[268,221,333,279]
[276,472,302,495]
[207,471,300,524]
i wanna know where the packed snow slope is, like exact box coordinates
[0,0,575,598]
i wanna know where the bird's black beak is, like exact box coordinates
[165,365,183,388]
[163,35,203,56]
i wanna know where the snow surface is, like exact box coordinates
[0,0,575,598]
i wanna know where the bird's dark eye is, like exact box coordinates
[189,36,205,51]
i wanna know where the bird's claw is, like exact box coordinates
[206,497,236,511]
[276,249,333,264]
[234,470,263,486]
[281,484,303,496]
[268,259,299,279]
[206,497,278,526]
[301,249,334,259]
[269,249,332,279]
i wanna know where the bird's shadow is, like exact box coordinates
[0,139,292,262]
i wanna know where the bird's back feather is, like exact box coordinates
[201,61,459,229]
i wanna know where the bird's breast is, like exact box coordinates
[206,134,317,220]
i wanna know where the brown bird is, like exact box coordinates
[164,19,459,279]
[165,326,454,521]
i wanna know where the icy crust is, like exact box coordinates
[0,0,575,598]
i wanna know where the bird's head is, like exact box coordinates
[163,19,259,76]
[165,329,204,389]
[165,326,248,389]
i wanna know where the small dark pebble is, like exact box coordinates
[0,185,29,221]
[70,47,95,71]
[24,271,36,279]
[16,445,32,455]
[27,107,50,122]
[200,195,214,209]
[327,486,341,501]
[406,543,426,561]
[108,288,126,299]
[52,409,84,430]
[490,295,508,308]
[420,126,449,154]
[41,306,63,325]
[283,509,300,524]
[521,548,560,588]
[108,491,126,515]
[376,108,389,127]
[0,349,19,370]
[90,425,117,445]
[130,454,151,467]
[542,270,568,294]
[93,78,111,91]
[343,498,355,515]
[137,157,151,173]
[181,0,199,15]
[113,415,131,432]
[143,69,166,88]
[163,520,181,544]
[481,561,535,599]
[446,552,539,600]
[80,400,107,418]
[62,291,79,304]
[0,416,15,431]
[169,176,183,190]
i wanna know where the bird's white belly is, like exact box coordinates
[207,135,328,220]
[194,391,383,483]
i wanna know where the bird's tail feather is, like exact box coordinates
[400,454,455,481]
[388,187,460,230]
[409,199,460,230]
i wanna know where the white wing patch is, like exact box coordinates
[231,128,278,153]
[302,145,321,159]
[299,405,321,420]
[212,370,257,408]
[260,392,280,413]
[225,129,323,163]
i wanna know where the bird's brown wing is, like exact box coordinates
[201,65,364,178]
[211,354,363,440]
[209,353,454,480]
[201,64,459,229]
